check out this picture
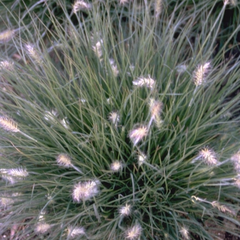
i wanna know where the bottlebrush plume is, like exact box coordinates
[108,111,120,128]
[132,76,156,90]
[72,180,100,202]
[73,0,92,13]
[92,40,103,60]
[110,160,123,172]
[0,116,19,132]
[0,29,15,43]
[133,76,155,90]
[191,147,219,166]
[67,226,85,238]
[0,60,14,71]
[155,0,163,19]
[25,43,42,63]
[125,224,142,240]
[119,203,131,216]
[35,222,51,234]
[56,154,72,167]
[180,226,189,240]
[129,125,148,146]
[193,62,211,86]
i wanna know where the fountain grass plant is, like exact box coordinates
[0,0,240,239]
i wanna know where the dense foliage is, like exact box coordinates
[0,0,240,239]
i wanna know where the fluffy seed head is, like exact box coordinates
[110,160,123,172]
[60,118,69,129]
[67,226,85,238]
[129,125,148,146]
[194,147,219,166]
[234,177,240,189]
[0,168,28,184]
[126,224,142,239]
[25,43,42,63]
[1,175,16,184]
[149,98,163,128]
[44,110,57,122]
[0,193,20,208]
[193,62,211,86]
[72,180,100,202]
[119,0,129,5]
[109,111,120,127]
[93,40,103,59]
[155,0,163,18]
[231,151,240,172]
[109,59,119,77]
[0,29,15,43]
[0,116,19,132]
[211,201,235,216]
[73,0,92,13]
[0,60,14,71]
[224,0,237,6]
[56,154,72,168]
[35,222,51,234]
[0,196,14,208]
[133,76,156,90]
[38,210,46,222]
[119,203,131,216]
[149,99,163,119]
[6,168,29,178]
[137,151,147,166]
[180,227,189,240]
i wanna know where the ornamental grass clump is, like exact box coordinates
[0,0,240,239]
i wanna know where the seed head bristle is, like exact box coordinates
[137,151,147,166]
[0,168,28,184]
[92,40,103,59]
[149,98,163,128]
[72,180,100,202]
[7,168,29,178]
[129,125,148,146]
[44,110,58,122]
[56,154,72,168]
[0,192,20,208]
[193,147,219,166]
[109,58,119,77]
[193,62,211,86]
[231,151,240,172]
[0,29,15,43]
[149,99,163,119]
[132,76,156,90]
[224,0,237,6]
[38,210,46,222]
[110,160,123,172]
[25,43,42,63]
[67,226,85,238]
[126,224,142,240]
[109,111,120,127]
[180,227,189,240]
[0,195,14,208]
[35,222,51,234]
[60,118,70,129]
[155,0,163,18]
[234,177,240,189]
[73,0,92,13]
[211,201,235,216]
[119,0,129,5]
[0,60,14,71]
[0,116,19,132]
[119,203,131,216]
